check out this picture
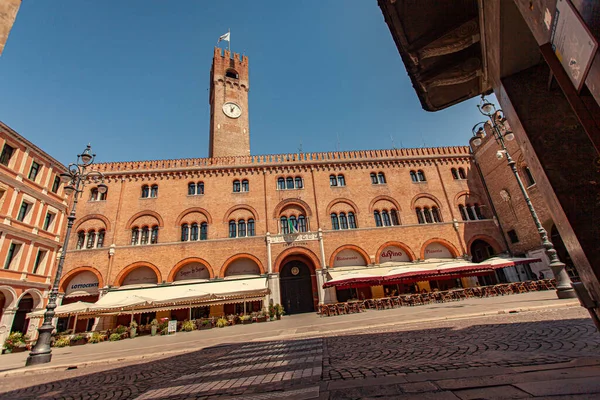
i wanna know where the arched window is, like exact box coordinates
[451,168,459,179]
[348,212,357,229]
[141,185,149,198]
[523,167,535,186]
[298,215,307,232]
[377,172,386,184]
[417,170,426,182]
[200,222,208,240]
[370,172,378,184]
[374,211,383,227]
[229,220,237,238]
[286,177,294,190]
[233,180,241,192]
[295,177,303,189]
[475,204,484,219]
[190,223,199,241]
[280,216,289,234]
[432,207,441,223]
[238,219,246,237]
[131,228,140,245]
[151,226,159,244]
[150,185,158,198]
[330,175,337,186]
[459,205,468,221]
[458,168,466,179]
[410,171,418,183]
[424,207,433,223]
[337,175,346,186]
[466,204,476,220]
[277,177,285,190]
[97,229,105,248]
[416,208,425,224]
[225,69,239,79]
[181,224,189,241]
[197,182,204,195]
[141,226,149,244]
[391,209,400,226]
[339,212,348,229]
[76,231,85,249]
[331,213,339,230]
[247,219,254,237]
[242,179,249,192]
[86,230,96,249]
[188,182,196,195]
[90,188,99,201]
[382,210,391,226]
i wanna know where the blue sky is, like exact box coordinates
[0,1,494,165]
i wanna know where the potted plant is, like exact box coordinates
[109,333,121,341]
[3,332,28,354]
[199,319,212,330]
[268,304,276,321]
[70,334,86,346]
[240,315,252,325]
[88,332,104,344]
[115,325,128,339]
[129,321,138,338]
[256,310,268,323]
[275,304,285,320]
[150,319,159,336]
[181,320,195,332]
[216,317,228,328]
[53,336,71,348]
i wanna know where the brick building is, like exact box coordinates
[51,48,511,330]
[0,122,68,345]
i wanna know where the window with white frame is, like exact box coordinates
[3,242,22,270]
[277,176,303,190]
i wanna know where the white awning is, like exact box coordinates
[27,301,96,319]
[483,256,542,269]
[88,276,269,314]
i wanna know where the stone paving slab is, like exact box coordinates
[453,385,533,399]
[514,376,600,397]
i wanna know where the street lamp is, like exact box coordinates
[26,144,107,366]
[471,95,575,299]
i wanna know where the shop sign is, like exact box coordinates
[270,232,318,244]
[424,242,453,259]
[66,271,99,295]
[168,320,177,334]
[122,266,158,286]
[174,263,209,281]
[225,258,261,277]
[379,246,410,262]
[333,249,366,267]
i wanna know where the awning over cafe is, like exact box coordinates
[27,301,96,319]
[86,276,269,315]
[484,256,542,269]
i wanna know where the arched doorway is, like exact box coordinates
[11,294,34,334]
[470,239,496,263]
[280,260,314,315]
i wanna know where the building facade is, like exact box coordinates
[0,122,68,344]
[52,49,508,330]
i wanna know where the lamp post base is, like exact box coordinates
[556,287,577,299]
[26,352,52,366]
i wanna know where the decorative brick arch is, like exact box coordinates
[126,210,164,229]
[410,193,444,209]
[375,241,416,263]
[369,195,402,212]
[168,257,214,282]
[328,244,370,268]
[175,207,213,225]
[0,286,18,309]
[326,198,360,215]
[114,261,162,286]
[272,198,313,218]
[454,190,483,206]
[16,288,44,309]
[59,266,105,293]
[419,238,460,259]
[466,234,504,256]
[74,214,111,232]
[223,204,259,223]
[274,247,322,274]
[221,253,266,277]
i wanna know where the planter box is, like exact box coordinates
[9,346,27,353]
[70,339,86,346]
[241,319,253,325]
[199,325,212,330]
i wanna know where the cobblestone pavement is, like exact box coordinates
[0,307,598,399]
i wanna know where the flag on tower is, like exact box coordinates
[217,31,230,43]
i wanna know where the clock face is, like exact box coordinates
[222,102,242,119]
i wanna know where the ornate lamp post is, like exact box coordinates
[26,144,107,366]
[471,95,575,299]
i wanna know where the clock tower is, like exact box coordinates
[209,47,250,158]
